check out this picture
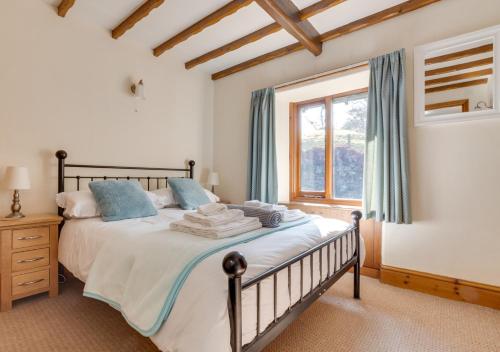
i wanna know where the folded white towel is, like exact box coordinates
[282,209,306,222]
[244,200,264,207]
[244,200,287,212]
[197,203,227,216]
[170,217,262,239]
[184,209,244,227]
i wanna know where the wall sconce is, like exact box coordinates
[131,79,145,100]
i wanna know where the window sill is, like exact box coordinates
[279,200,361,211]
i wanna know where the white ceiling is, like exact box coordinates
[43,0,408,74]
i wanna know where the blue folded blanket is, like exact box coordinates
[227,205,282,228]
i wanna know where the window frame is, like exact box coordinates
[289,87,368,207]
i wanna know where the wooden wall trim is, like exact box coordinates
[425,57,494,77]
[380,265,500,310]
[425,68,493,86]
[425,43,493,65]
[425,78,488,94]
[425,99,469,112]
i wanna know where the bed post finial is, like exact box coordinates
[56,150,67,217]
[188,160,195,179]
[223,252,246,352]
[223,251,247,278]
[56,150,67,192]
[351,210,362,226]
[56,150,67,160]
[351,210,362,299]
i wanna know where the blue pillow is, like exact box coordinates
[89,180,158,222]
[167,178,211,210]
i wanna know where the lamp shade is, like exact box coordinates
[208,172,219,186]
[3,166,31,190]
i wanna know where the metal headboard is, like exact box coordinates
[55,150,195,217]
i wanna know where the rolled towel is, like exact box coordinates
[228,205,282,228]
[184,209,244,227]
[197,203,227,216]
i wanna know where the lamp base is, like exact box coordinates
[6,190,25,219]
[5,211,25,219]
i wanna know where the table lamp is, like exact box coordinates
[208,172,219,193]
[3,166,31,218]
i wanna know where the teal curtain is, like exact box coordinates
[247,87,278,203]
[363,49,411,224]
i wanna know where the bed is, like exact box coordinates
[55,150,364,352]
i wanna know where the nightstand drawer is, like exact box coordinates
[12,227,50,249]
[12,270,50,297]
[12,248,50,272]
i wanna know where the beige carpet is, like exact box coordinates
[0,274,498,352]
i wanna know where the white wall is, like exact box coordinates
[0,1,214,214]
[213,0,500,286]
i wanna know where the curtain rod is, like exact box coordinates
[274,60,369,91]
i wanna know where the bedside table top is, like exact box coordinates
[0,214,63,229]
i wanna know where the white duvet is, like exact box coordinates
[59,208,365,352]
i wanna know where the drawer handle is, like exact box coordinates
[17,235,42,241]
[17,256,45,264]
[17,278,45,287]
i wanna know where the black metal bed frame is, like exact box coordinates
[223,211,361,352]
[55,149,195,217]
[55,150,361,352]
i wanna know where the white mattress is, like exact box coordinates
[59,208,365,352]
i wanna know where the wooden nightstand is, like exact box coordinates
[0,214,63,311]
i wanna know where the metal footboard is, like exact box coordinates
[223,211,362,352]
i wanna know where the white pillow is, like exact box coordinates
[56,187,220,216]
[56,191,100,219]
[147,188,176,209]
[204,189,220,203]
[147,187,219,208]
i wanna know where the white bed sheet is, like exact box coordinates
[59,208,365,352]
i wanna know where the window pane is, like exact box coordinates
[332,93,367,200]
[300,103,325,192]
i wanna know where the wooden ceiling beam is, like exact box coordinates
[185,0,345,69]
[425,99,469,112]
[425,44,493,65]
[186,23,281,69]
[425,78,488,94]
[153,0,253,57]
[298,0,345,20]
[58,0,76,17]
[255,0,322,56]
[112,0,165,39]
[318,0,440,42]
[212,43,303,80]
[425,68,493,86]
[425,57,493,77]
[212,0,441,80]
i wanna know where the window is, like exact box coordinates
[290,88,368,206]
